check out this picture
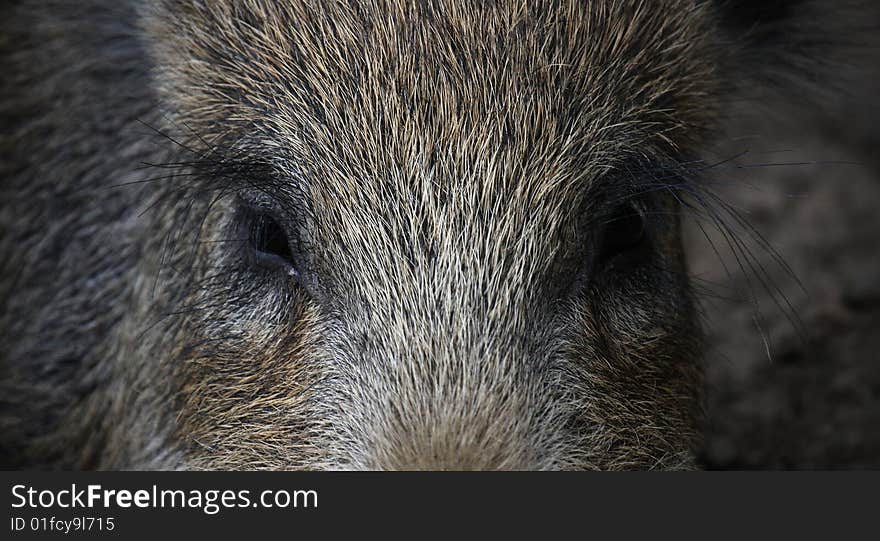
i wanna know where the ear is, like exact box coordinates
[709,0,877,96]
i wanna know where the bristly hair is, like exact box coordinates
[136,0,878,370]
[134,111,815,364]
[3,0,875,470]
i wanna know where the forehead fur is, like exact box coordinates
[144,0,718,300]
[147,0,717,155]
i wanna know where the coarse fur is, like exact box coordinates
[0,0,866,469]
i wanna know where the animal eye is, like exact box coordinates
[597,202,647,264]
[250,212,299,278]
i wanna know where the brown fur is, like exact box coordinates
[0,0,863,469]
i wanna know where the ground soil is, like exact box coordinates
[689,73,880,469]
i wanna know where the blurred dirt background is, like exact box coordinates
[689,65,880,469]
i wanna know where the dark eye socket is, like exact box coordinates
[597,202,648,264]
[251,212,299,278]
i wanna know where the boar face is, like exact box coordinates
[143,0,711,469]
[3,0,857,469]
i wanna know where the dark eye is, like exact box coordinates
[251,212,299,278]
[597,202,648,265]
